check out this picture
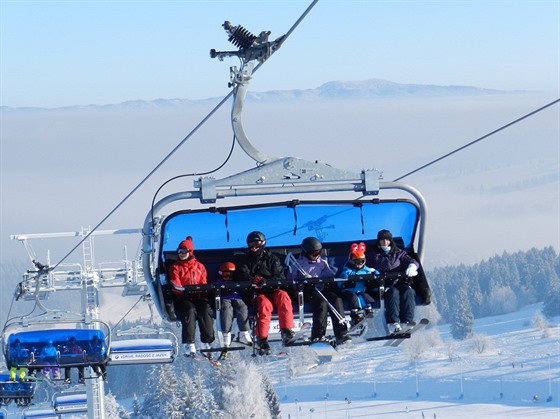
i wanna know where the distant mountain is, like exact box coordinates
[250,79,508,101]
[0,79,514,112]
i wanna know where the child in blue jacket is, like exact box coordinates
[339,242,377,325]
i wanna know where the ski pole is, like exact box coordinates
[286,252,349,328]
[214,288,223,346]
[313,286,349,327]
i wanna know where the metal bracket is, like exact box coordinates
[194,157,381,203]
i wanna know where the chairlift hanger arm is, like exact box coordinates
[208,17,385,192]
[211,21,284,164]
[211,0,318,164]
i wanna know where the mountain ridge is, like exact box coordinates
[0,79,518,112]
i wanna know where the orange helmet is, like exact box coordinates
[218,262,236,276]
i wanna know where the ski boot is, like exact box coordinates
[184,343,197,358]
[350,309,365,326]
[281,328,295,345]
[335,333,352,346]
[256,337,271,355]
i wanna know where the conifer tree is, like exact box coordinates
[131,393,141,418]
[104,391,123,418]
[542,276,560,318]
[451,286,473,340]
[262,373,282,419]
[221,361,271,418]
[141,365,171,418]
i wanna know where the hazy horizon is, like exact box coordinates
[1,88,557,271]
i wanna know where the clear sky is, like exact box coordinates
[1,0,558,108]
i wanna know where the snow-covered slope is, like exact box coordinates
[260,303,560,418]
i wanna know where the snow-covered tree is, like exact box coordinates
[470,333,492,354]
[131,393,141,418]
[533,312,549,330]
[142,364,179,418]
[221,361,271,418]
[160,364,185,419]
[119,405,130,419]
[180,367,222,419]
[542,275,560,318]
[262,373,281,419]
[104,391,123,418]
[451,287,473,340]
[488,285,518,315]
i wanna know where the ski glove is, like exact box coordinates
[405,264,418,277]
[252,276,266,288]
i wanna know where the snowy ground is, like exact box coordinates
[2,304,557,418]
[262,304,560,418]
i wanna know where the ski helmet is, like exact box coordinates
[218,262,236,275]
[349,242,366,266]
[246,231,266,244]
[301,237,322,259]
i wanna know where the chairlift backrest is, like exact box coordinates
[159,200,419,256]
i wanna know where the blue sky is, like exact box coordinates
[1,0,559,107]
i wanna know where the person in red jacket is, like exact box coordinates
[168,237,215,357]
[236,231,295,355]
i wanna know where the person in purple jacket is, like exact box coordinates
[368,229,420,334]
[287,237,351,345]
[215,262,252,360]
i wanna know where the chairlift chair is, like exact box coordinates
[2,312,110,375]
[107,325,178,365]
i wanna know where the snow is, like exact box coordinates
[3,304,558,418]
[262,304,560,418]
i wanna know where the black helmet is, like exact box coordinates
[246,231,266,244]
[301,236,322,260]
[301,237,321,253]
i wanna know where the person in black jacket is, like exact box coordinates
[236,231,295,355]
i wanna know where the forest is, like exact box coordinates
[429,246,559,339]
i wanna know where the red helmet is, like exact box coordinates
[218,262,236,275]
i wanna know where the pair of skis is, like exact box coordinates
[366,318,429,347]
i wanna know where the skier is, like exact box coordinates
[168,236,215,357]
[90,335,107,380]
[236,231,295,355]
[367,229,420,334]
[214,261,253,360]
[287,237,351,345]
[9,339,28,381]
[338,242,376,326]
[63,337,85,384]
[39,339,60,379]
